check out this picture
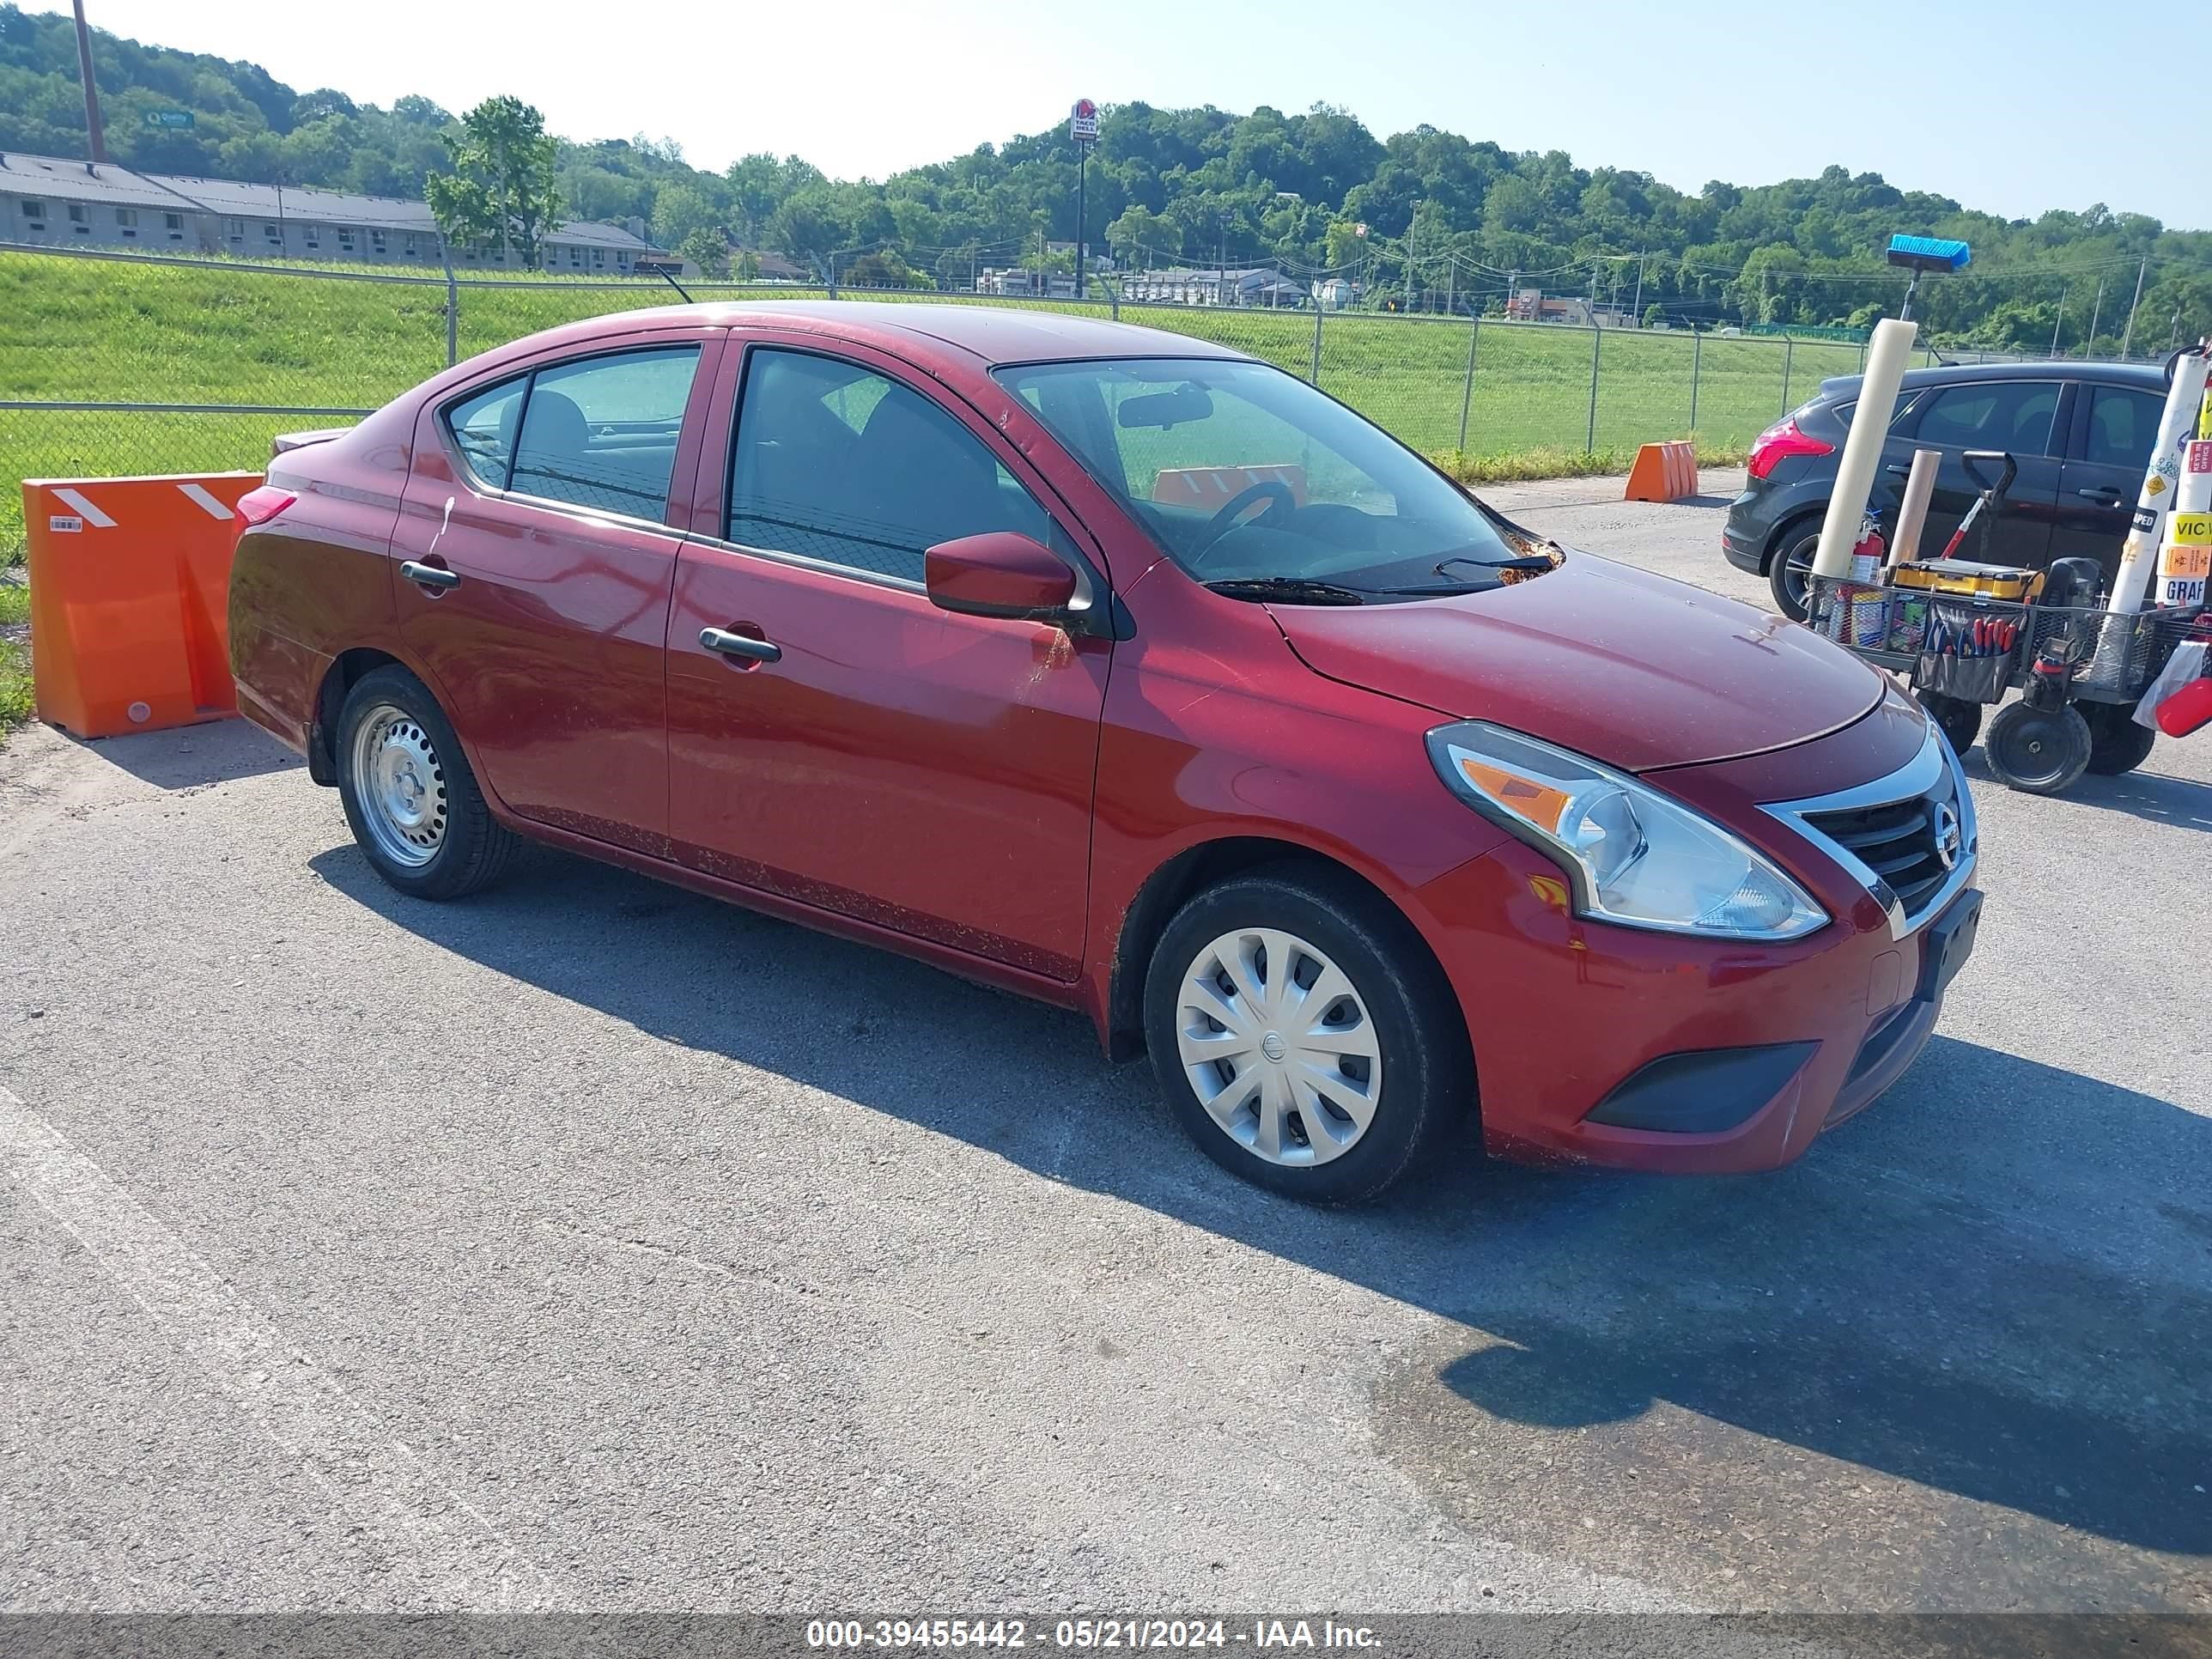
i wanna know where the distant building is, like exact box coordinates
[974,267,1084,300]
[0,150,666,271]
[1118,265,1304,307]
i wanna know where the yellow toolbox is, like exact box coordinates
[1888,560,2046,602]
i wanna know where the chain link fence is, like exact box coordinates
[2,244,1899,564]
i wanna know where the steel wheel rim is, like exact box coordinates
[1175,926,1382,1168]
[1782,538,1817,609]
[349,702,447,869]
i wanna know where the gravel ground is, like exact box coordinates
[3,473,2209,1629]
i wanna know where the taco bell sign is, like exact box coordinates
[1070,98,1098,148]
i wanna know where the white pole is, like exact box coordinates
[2156,393,2212,608]
[1812,317,1917,578]
[1887,448,1941,567]
[2106,344,2210,615]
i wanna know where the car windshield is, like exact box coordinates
[993,357,1551,601]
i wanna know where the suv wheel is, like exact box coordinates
[1767,522,1820,621]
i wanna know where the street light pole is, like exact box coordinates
[72,0,106,165]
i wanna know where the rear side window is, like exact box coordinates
[509,346,700,519]
[726,349,1048,583]
[2081,386,2163,470]
[1911,380,2062,456]
[445,377,526,489]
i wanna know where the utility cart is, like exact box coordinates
[1805,568,2207,794]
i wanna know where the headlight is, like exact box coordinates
[1425,721,1827,941]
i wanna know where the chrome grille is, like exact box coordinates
[1801,766,1959,921]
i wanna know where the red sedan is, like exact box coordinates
[229,302,1982,1200]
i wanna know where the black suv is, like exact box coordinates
[1723,360,2168,619]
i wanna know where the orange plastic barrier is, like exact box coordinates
[1623,441,1699,503]
[21,471,259,739]
[1152,464,1309,510]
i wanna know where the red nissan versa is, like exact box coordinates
[228,302,1983,1200]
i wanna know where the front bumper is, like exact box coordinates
[1411,720,1978,1174]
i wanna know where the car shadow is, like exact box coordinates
[308,840,2211,1574]
[60,717,301,790]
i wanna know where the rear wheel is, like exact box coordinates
[1984,701,2092,796]
[1144,866,1470,1203]
[336,665,518,899]
[1767,521,1820,621]
[1917,690,1984,756]
[2081,700,2157,775]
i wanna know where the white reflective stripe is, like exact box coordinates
[178,482,236,520]
[50,487,115,528]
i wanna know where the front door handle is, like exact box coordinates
[2074,486,2124,506]
[400,560,461,591]
[700,626,782,665]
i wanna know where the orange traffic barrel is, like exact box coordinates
[21,471,259,739]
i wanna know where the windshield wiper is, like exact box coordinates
[1364,551,1558,597]
[1438,553,1559,575]
[1202,577,1367,605]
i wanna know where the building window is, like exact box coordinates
[617,251,630,268]
[163,212,184,238]
[370,229,386,254]
[115,207,137,237]
[226,217,245,240]
[568,246,581,267]
[302,223,319,248]
[592,247,605,267]
[67,202,88,223]
[403,234,418,258]
[336,227,355,252]
[20,198,46,223]
[264,222,281,243]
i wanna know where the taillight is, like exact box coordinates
[1746,416,1833,480]
[235,484,297,526]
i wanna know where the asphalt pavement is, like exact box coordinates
[3,472,2209,1630]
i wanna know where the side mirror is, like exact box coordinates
[924,532,1083,623]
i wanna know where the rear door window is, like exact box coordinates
[2080,386,2163,469]
[509,346,701,520]
[445,377,526,489]
[1911,380,2063,456]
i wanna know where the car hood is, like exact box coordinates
[1273,553,1886,772]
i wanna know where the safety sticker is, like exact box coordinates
[48,514,82,533]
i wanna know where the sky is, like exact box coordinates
[41,0,2212,230]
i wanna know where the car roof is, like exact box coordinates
[1815,357,2166,403]
[486,300,1253,372]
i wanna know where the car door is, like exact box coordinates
[664,337,1112,982]
[1892,377,2064,568]
[2053,380,2165,585]
[392,330,723,860]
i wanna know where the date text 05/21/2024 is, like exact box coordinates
[805,1619,1383,1650]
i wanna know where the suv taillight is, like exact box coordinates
[235,484,297,526]
[1746,416,1834,480]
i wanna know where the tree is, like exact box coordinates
[1643,302,1666,328]
[676,228,728,277]
[650,181,722,249]
[426,96,565,269]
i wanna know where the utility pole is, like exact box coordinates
[2086,277,2105,356]
[72,0,106,165]
[1631,250,1646,325]
[2050,285,2065,359]
[2121,258,2148,359]
[1218,212,1230,308]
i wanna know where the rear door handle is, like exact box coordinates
[2074,487,2124,505]
[1884,463,1911,476]
[700,626,781,665]
[400,560,460,591]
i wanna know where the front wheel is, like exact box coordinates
[1144,866,1471,1202]
[1984,701,2092,796]
[335,665,519,899]
[1917,690,1984,756]
[1767,522,1821,621]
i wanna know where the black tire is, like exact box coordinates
[1143,864,1472,1203]
[2081,700,2157,776]
[334,665,519,900]
[1917,690,1984,756]
[1983,700,2093,796]
[1767,520,1820,621]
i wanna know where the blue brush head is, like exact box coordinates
[1887,234,1972,271]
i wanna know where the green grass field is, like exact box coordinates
[0,579,29,728]
[0,248,1863,565]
